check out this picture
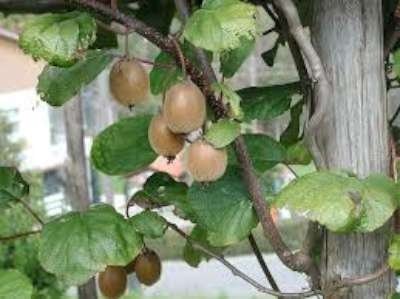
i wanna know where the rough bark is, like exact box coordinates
[312,1,395,298]
[64,96,98,299]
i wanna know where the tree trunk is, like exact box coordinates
[312,1,395,298]
[64,95,98,299]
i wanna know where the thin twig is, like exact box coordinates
[0,230,41,242]
[170,36,187,78]
[167,222,320,298]
[327,264,390,294]
[124,28,130,58]
[263,26,278,36]
[273,0,330,171]
[248,233,281,293]
[96,19,134,35]
[17,198,44,225]
[264,2,280,25]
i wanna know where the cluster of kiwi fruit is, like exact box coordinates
[98,248,161,298]
[109,57,228,182]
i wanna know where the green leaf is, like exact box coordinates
[274,172,360,232]
[91,115,157,175]
[220,37,255,78]
[39,204,143,285]
[212,82,243,120]
[261,36,284,67]
[150,51,181,95]
[389,234,400,270]
[91,26,118,49]
[280,100,304,146]
[183,225,225,267]
[243,134,286,172]
[19,12,97,67]
[133,173,194,220]
[0,269,33,299]
[285,141,312,165]
[129,210,167,239]
[184,0,258,52]
[204,119,241,148]
[355,175,398,232]
[0,167,29,208]
[394,50,400,78]
[189,167,258,246]
[392,294,400,299]
[37,50,112,107]
[237,82,300,122]
[274,172,398,233]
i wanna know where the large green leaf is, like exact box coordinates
[389,234,400,270]
[129,210,167,239]
[355,175,398,232]
[220,37,255,78]
[0,269,33,299]
[39,204,143,285]
[19,12,97,67]
[0,167,29,208]
[91,115,157,175]
[204,119,241,148]
[183,225,225,267]
[274,172,398,232]
[274,172,360,232]
[243,134,287,172]
[184,0,258,52]
[133,172,194,220]
[237,82,300,122]
[189,167,258,246]
[37,50,112,107]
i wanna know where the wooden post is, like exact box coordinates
[64,95,98,299]
[312,1,395,297]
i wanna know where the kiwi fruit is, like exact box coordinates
[134,249,161,286]
[109,58,149,107]
[148,113,185,158]
[98,266,127,299]
[163,80,206,133]
[186,140,228,182]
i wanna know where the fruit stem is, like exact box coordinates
[124,27,130,58]
[170,36,187,79]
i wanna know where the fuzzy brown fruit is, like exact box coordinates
[186,140,228,182]
[134,249,161,286]
[148,113,185,158]
[109,58,149,107]
[98,266,127,299]
[163,81,206,133]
